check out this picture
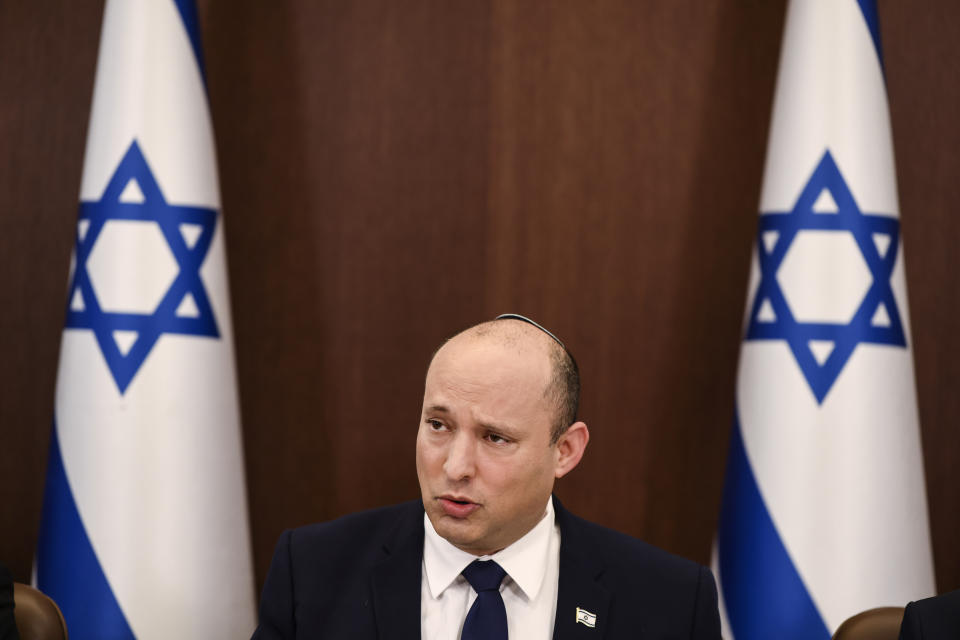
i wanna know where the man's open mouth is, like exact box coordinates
[438,496,480,517]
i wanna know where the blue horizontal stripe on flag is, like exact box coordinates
[173,0,207,88]
[717,411,830,640]
[857,0,885,73]
[37,421,135,639]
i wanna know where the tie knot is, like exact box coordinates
[462,560,506,593]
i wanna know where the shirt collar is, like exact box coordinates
[422,498,556,601]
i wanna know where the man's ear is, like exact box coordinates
[554,421,589,479]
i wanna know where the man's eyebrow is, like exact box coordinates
[477,420,520,439]
[424,404,451,414]
[423,406,520,438]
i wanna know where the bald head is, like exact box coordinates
[417,317,589,554]
[431,318,580,443]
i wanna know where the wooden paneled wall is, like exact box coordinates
[1,1,958,598]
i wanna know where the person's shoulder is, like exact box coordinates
[555,499,720,635]
[255,500,425,635]
[906,588,960,623]
[284,499,423,556]
[556,499,705,583]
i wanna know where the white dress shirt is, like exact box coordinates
[420,499,561,640]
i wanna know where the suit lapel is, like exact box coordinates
[368,498,616,639]
[553,497,612,640]
[371,502,425,640]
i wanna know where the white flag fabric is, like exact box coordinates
[36,1,256,637]
[713,1,935,638]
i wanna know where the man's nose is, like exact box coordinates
[443,432,476,481]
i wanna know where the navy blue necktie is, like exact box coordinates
[461,560,508,640]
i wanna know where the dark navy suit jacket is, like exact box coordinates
[899,589,960,640]
[251,497,720,639]
[0,564,19,640]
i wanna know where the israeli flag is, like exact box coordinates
[35,1,256,638]
[713,1,936,638]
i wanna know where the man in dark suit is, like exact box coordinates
[252,315,720,639]
[899,589,960,640]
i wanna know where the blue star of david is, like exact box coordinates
[745,150,906,404]
[65,140,219,394]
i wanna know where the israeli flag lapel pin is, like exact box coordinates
[575,607,597,628]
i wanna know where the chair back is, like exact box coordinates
[832,606,904,640]
[12,583,68,640]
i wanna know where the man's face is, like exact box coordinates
[416,335,561,556]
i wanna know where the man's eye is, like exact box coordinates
[426,419,446,431]
[487,433,509,445]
